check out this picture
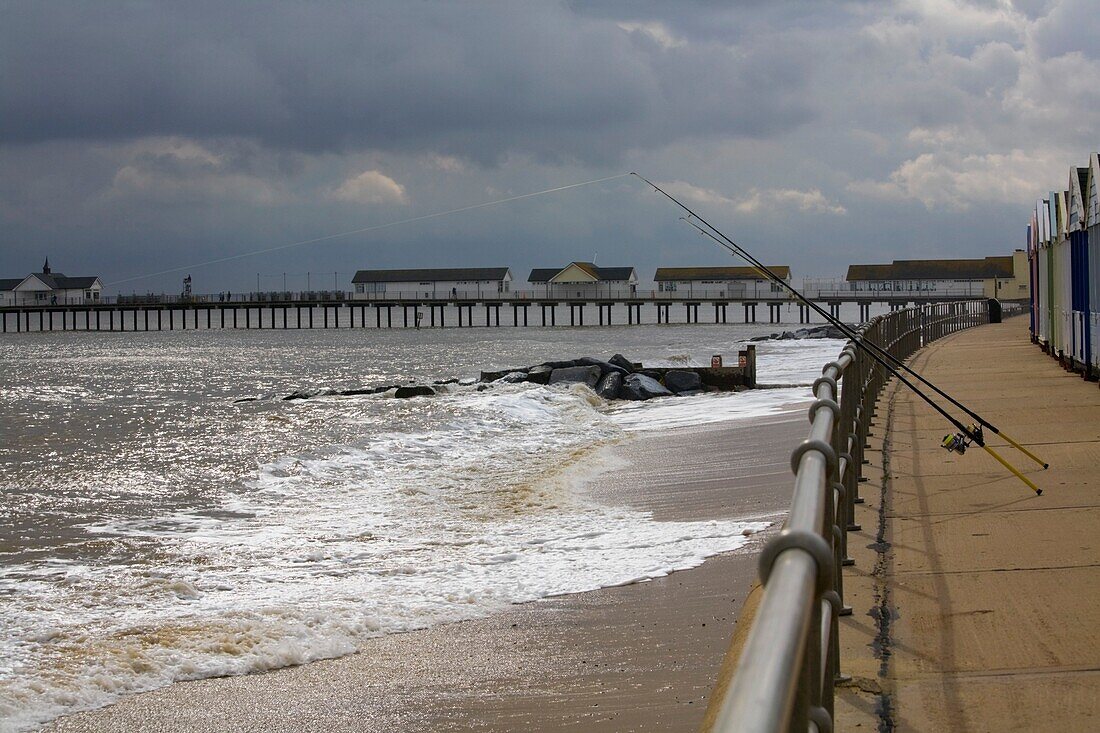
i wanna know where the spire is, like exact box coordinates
[42,257,50,275]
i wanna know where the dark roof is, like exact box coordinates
[0,278,22,291]
[17,273,101,289]
[352,267,510,283]
[654,266,791,281]
[846,257,1015,281]
[527,263,636,282]
[528,268,560,282]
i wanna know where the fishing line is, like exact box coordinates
[107,173,631,287]
[631,172,1045,494]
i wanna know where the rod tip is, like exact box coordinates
[1036,489,1043,496]
[1043,463,1049,469]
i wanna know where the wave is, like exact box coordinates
[0,382,772,731]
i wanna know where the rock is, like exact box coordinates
[526,364,553,384]
[480,368,525,382]
[781,331,796,340]
[282,390,314,401]
[233,397,257,403]
[639,370,663,382]
[341,385,399,396]
[433,378,459,386]
[676,389,704,397]
[476,384,488,392]
[618,373,673,400]
[576,356,628,376]
[749,335,772,342]
[394,385,435,398]
[608,353,636,372]
[664,370,702,394]
[495,371,528,383]
[549,365,601,388]
[595,372,622,399]
[541,359,580,370]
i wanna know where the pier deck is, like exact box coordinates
[836,317,1100,731]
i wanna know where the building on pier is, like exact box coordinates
[1,259,102,306]
[527,262,638,299]
[351,267,513,299]
[653,266,791,299]
[831,254,1029,300]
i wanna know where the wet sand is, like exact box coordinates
[46,408,807,733]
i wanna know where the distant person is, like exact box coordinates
[452,287,457,297]
[227,291,232,301]
[415,310,423,330]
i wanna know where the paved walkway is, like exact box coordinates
[836,317,1100,731]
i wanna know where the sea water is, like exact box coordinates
[0,324,843,731]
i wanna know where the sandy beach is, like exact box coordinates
[43,406,805,733]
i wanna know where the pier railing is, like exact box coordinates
[708,299,992,733]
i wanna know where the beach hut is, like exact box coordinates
[1088,153,1100,373]
[1027,215,1038,341]
[1036,198,1052,350]
[1049,191,1069,358]
[1068,166,1091,372]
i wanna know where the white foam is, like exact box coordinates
[0,382,769,732]
[606,388,810,432]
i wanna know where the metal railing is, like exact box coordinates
[710,299,992,733]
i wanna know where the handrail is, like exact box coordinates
[710,299,993,732]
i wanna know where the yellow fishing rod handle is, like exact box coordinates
[994,430,1050,469]
[981,444,1042,495]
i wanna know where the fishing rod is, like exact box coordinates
[631,172,1044,495]
[679,216,1048,467]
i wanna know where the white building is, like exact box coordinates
[653,266,791,299]
[840,255,1028,299]
[1,260,103,306]
[527,262,638,298]
[351,267,512,299]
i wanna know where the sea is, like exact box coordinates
[0,318,851,731]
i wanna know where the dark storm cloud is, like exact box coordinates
[0,1,815,165]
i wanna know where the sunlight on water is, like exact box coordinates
[0,325,843,730]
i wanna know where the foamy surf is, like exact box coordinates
[0,381,770,732]
[0,331,846,732]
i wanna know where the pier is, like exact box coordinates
[0,291,998,333]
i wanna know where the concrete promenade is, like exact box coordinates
[836,317,1100,731]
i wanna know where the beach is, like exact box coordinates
[43,410,804,732]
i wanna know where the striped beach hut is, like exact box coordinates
[1068,164,1092,372]
[1027,154,1100,378]
[1088,153,1100,373]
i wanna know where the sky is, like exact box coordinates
[1,0,1097,294]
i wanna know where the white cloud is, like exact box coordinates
[330,170,408,205]
[617,21,685,49]
[423,154,465,173]
[657,180,735,206]
[105,137,284,205]
[848,150,1068,210]
[656,180,846,216]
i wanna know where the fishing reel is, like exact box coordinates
[942,424,982,455]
